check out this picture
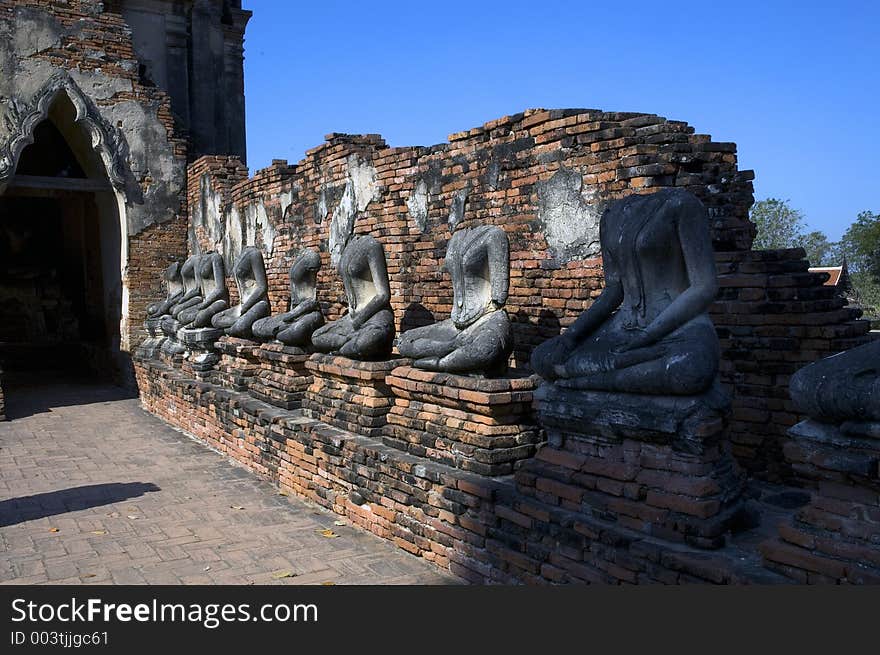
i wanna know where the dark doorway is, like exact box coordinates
[0,93,123,384]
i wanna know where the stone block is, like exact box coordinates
[248,343,312,410]
[384,365,541,476]
[302,354,409,438]
[214,336,261,392]
[530,383,745,549]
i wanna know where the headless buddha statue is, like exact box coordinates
[790,340,880,426]
[211,246,271,338]
[311,235,395,359]
[178,251,228,329]
[160,254,202,337]
[530,188,719,395]
[252,248,324,347]
[147,262,184,318]
[398,224,511,375]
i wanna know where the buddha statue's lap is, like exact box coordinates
[531,188,720,396]
[252,249,324,348]
[311,235,395,360]
[211,246,270,339]
[397,224,511,376]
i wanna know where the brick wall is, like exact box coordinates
[135,356,781,584]
[184,109,868,479]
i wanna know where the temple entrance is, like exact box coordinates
[0,93,124,386]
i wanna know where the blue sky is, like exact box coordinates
[242,0,878,241]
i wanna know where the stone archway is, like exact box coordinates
[0,76,133,382]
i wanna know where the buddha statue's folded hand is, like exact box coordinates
[611,327,654,353]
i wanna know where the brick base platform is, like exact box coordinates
[384,366,541,476]
[303,354,409,438]
[177,327,225,381]
[761,419,880,583]
[136,318,167,359]
[133,352,788,584]
[215,336,261,392]
[532,384,746,549]
[248,343,312,410]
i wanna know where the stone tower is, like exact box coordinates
[110,0,251,162]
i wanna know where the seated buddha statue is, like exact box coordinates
[530,188,720,395]
[252,248,324,347]
[178,251,228,329]
[790,340,880,426]
[398,224,511,376]
[311,234,395,359]
[211,246,271,338]
[146,262,184,318]
[160,254,202,337]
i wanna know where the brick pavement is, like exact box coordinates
[0,377,456,585]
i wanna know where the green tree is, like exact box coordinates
[750,198,806,250]
[800,230,834,266]
[834,210,880,277]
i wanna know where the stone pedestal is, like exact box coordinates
[214,336,261,391]
[527,383,745,549]
[384,366,541,475]
[303,354,409,438]
[761,419,880,583]
[177,327,224,381]
[136,317,167,359]
[248,343,312,410]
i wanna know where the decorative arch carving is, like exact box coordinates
[0,71,134,197]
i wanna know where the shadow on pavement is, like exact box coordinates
[0,482,160,527]
[1,370,137,420]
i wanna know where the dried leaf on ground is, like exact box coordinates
[318,529,339,538]
[272,570,298,579]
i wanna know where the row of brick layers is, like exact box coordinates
[760,419,880,584]
[532,385,747,549]
[214,336,262,392]
[248,343,312,410]
[384,366,541,476]
[710,248,871,482]
[0,368,5,421]
[302,355,409,439]
[133,355,781,584]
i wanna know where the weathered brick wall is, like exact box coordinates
[183,109,868,479]
[135,355,781,584]
[712,249,870,480]
[0,0,190,351]
[0,367,5,421]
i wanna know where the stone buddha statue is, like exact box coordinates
[530,188,719,395]
[311,234,395,359]
[178,251,228,329]
[790,340,880,426]
[146,262,184,318]
[211,246,271,338]
[252,248,324,347]
[160,254,202,337]
[398,224,511,375]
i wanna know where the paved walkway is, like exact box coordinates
[0,376,455,585]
